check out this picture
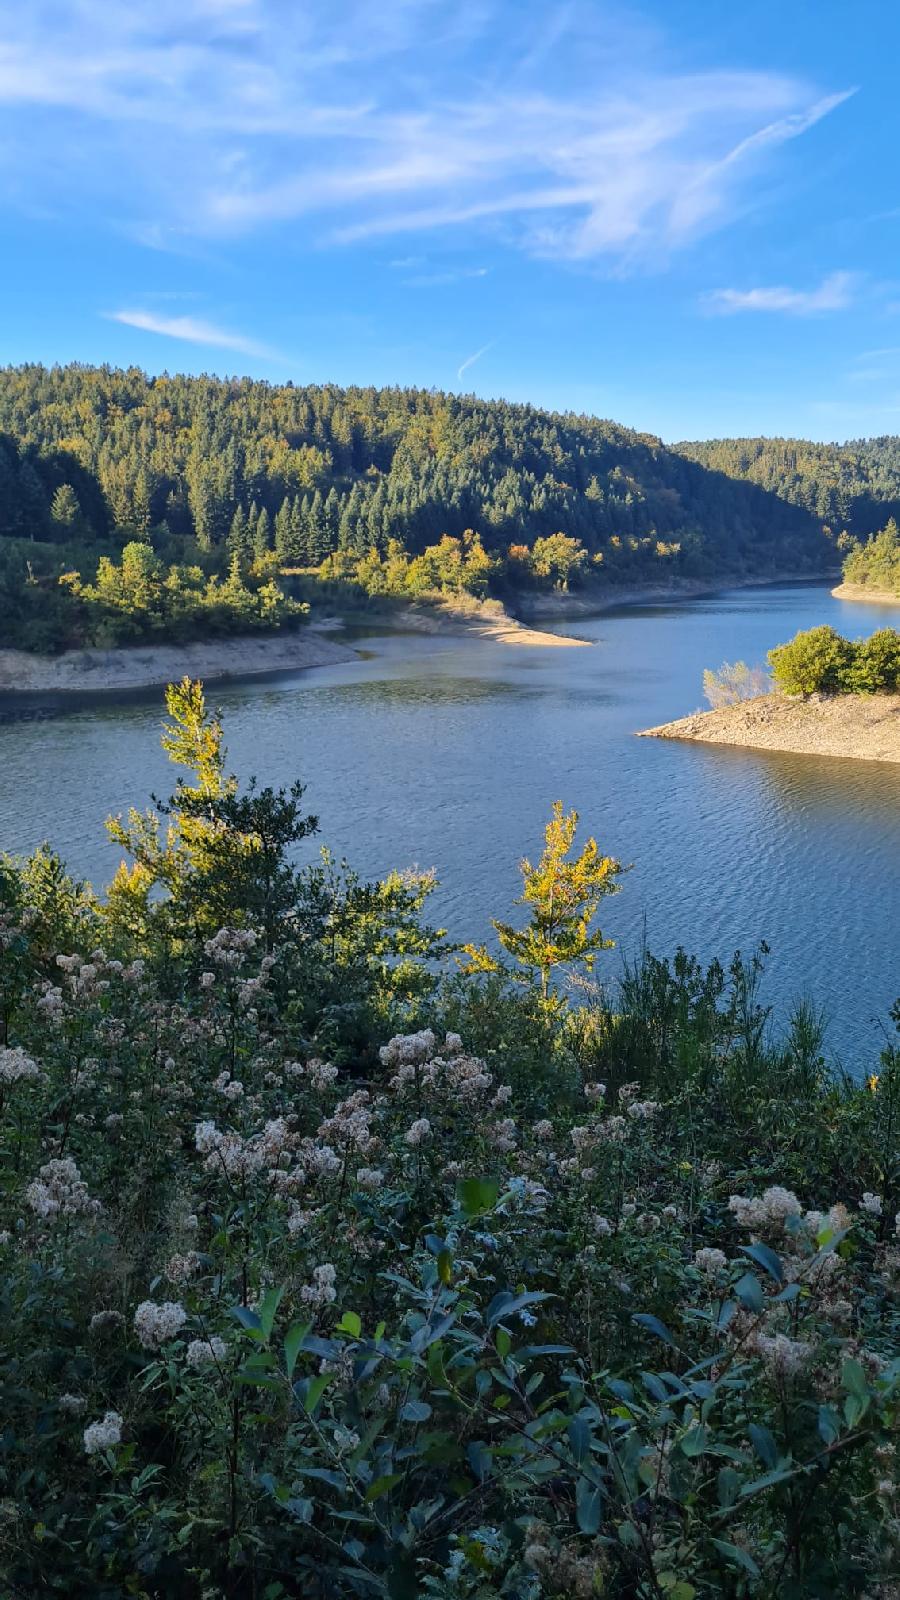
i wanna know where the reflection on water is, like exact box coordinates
[0,582,898,1066]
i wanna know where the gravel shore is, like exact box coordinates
[639,692,900,764]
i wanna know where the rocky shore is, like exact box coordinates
[832,582,900,607]
[640,692,900,764]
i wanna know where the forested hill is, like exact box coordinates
[0,364,829,579]
[676,435,900,539]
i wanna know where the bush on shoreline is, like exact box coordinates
[0,682,897,1597]
[768,624,900,697]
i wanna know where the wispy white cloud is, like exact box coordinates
[405,266,489,287]
[104,307,277,358]
[0,2,855,270]
[703,271,856,315]
[457,341,495,382]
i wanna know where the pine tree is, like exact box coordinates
[253,507,272,561]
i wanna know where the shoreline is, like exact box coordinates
[639,692,900,765]
[832,581,900,607]
[514,570,837,620]
[0,572,840,705]
[0,627,358,700]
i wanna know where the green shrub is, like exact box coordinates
[768,625,856,695]
[847,627,900,693]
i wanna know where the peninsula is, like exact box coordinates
[640,691,900,764]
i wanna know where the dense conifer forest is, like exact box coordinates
[0,365,840,652]
[678,436,900,537]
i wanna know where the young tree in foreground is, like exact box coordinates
[463,800,626,999]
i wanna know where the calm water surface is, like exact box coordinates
[1,582,898,1066]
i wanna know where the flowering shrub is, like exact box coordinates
[0,688,897,1597]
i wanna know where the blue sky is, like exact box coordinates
[1,0,898,441]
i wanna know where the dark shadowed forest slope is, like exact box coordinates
[676,434,900,538]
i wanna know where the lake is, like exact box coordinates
[1,581,898,1066]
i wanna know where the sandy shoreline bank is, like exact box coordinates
[0,628,358,697]
[832,582,900,607]
[0,601,588,702]
[639,692,900,764]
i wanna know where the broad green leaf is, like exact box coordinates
[711,1539,761,1579]
[740,1242,783,1283]
[632,1313,677,1348]
[576,1475,603,1534]
[748,1423,778,1469]
[456,1177,500,1217]
[284,1321,311,1382]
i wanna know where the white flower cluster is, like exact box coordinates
[58,1392,87,1414]
[306,1058,339,1091]
[203,927,257,969]
[355,1167,385,1191]
[728,1185,803,1233]
[0,1045,40,1085]
[694,1246,728,1277]
[25,1157,99,1221]
[185,1336,226,1368]
[194,1117,295,1180]
[83,1411,123,1455]
[404,1118,431,1147]
[300,1263,337,1306]
[133,1299,188,1350]
[317,1090,378,1153]
[165,1251,202,1284]
[861,1192,883,1217]
[754,1332,812,1380]
[380,1030,437,1067]
[213,1071,244,1101]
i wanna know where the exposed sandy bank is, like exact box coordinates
[832,582,900,608]
[639,692,900,764]
[0,628,357,696]
[381,600,590,647]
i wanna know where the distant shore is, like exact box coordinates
[640,692,900,765]
[516,570,837,620]
[832,581,900,607]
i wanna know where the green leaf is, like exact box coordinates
[740,1242,783,1282]
[399,1399,432,1423]
[485,1290,549,1329]
[567,1415,591,1465]
[300,1373,331,1415]
[576,1475,603,1534]
[284,1321,311,1382]
[336,1310,362,1339]
[456,1177,500,1217]
[632,1313,677,1348]
[842,1357,868,1397]
[232,1305,264,1339]
[717,1466,741,1508]
[258,1285,284,1341]
[818,1404,841,1445]
[437,1248,453,1286]
[734,1272,764,1314]
[366,1473,404,1502]
[711,1539,761,1579]
[748,1423,778,1469]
